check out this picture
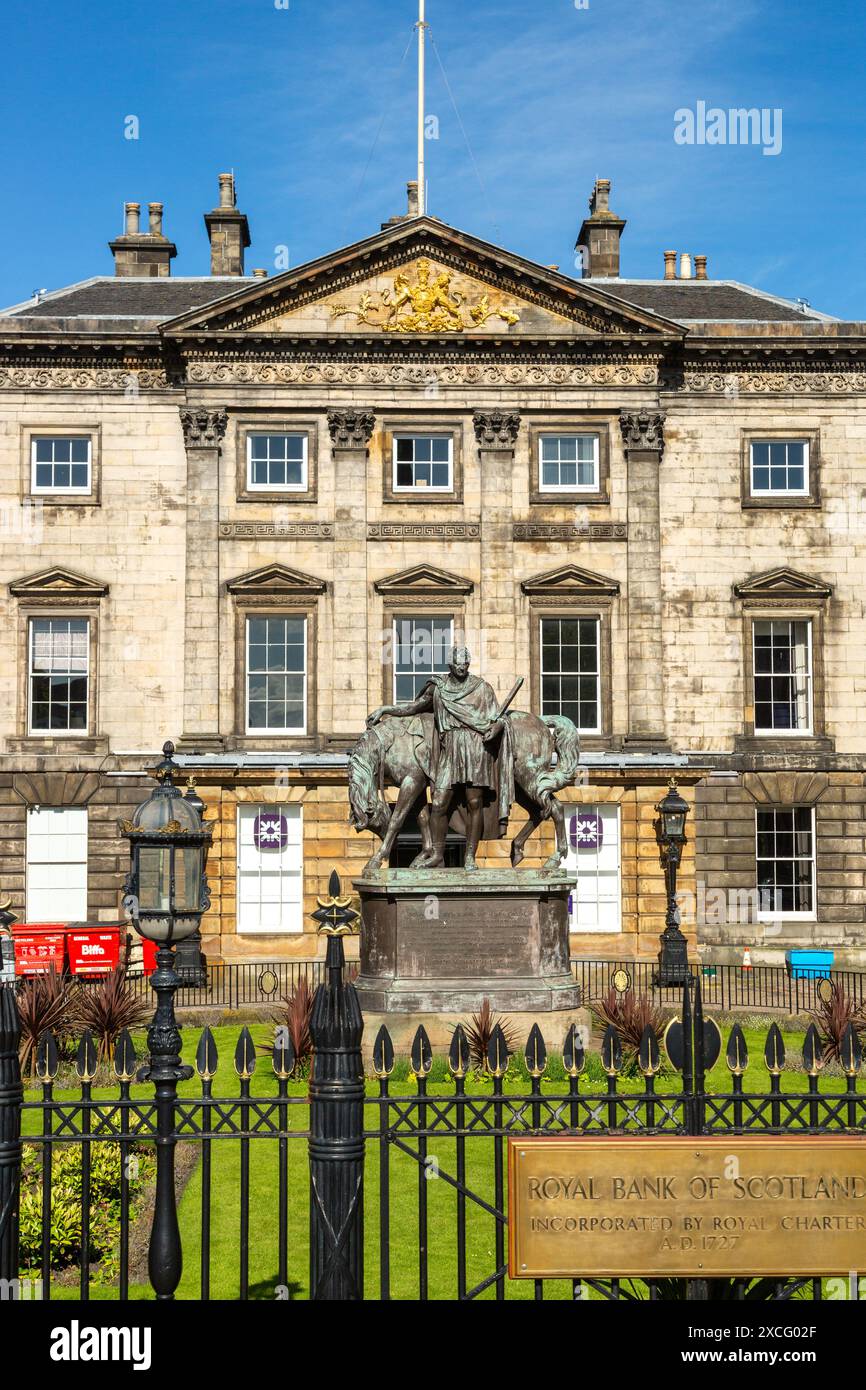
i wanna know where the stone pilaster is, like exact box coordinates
[475,412,520,689]
[329,411,374,735]
[620,410,669,750]
[178,407,228,752]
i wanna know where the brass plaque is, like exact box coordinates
[508,1136,866,1279]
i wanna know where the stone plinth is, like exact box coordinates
[353,868,581,1015]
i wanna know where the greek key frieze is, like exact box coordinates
[513,522,627,541]
[367,522,480,540]
[219,522,335,540]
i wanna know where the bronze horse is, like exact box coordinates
[348,710,580,874]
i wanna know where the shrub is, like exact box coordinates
[17,1140,154,1276]
[71,967,150,1064]
[16,967,77,1081]
[589,987,667,1076]
[262,975,315,1078]
[809,980,866,1065]
[462,999,519,1076]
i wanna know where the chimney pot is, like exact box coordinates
[252,268,268,278]
[218,173,236,209]
[678,252,692,280]
[111,200,176,277]
[694,254,708,280]
[407,180,420,217]
[663,250,677,281]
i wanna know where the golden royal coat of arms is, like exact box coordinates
[330,259,521,333]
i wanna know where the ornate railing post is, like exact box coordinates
[139,947,192,1300]
[0,984,22,1293]
[309,872,364,1300]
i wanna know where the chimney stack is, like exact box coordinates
[204,173,251,277]
[382,180,424,228]
[109,200,177,277]
[575,177,626,278]
[663,250,677,280]
[694,254,708,280]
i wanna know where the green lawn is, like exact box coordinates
[20,1017,855,1302]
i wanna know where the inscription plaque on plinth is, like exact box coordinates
[509,1136,866,1279]
[354,868,580,1014]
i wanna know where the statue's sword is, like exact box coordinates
[494,677,524,722]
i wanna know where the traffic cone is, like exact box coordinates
[742,946,753,971]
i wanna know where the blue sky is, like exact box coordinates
[2,0,865,317]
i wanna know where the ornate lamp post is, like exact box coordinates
[172,779,209,987]
[655,780,691,988]
[119,740,212,1300]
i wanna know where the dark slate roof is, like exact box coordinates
[598,280,829,323]
[1,277,259,321]
[0,274,834,328]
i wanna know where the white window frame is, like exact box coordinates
[245,615,308,736]
[392,615,454,701]
[755,805,817,922]
[539,615,601,735]
[752,618,813,737]
[392,434,454,493]
[749,439,810,499]
[26,806,88,921]
[236,803,303,934]
[28,616,90,737]
[246,432,309,493]
[565,804,622,934]
[30,435,92,496]
[537,432,600,494]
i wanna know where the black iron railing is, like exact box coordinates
[570,957,866,1016]
[1,952,864,1303]
[121,956,866,1017]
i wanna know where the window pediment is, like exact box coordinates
[9,567,108,601]
[226,563,326,598]
[733,567,832,604]
[521,564,620,598]
[374,564,474,598]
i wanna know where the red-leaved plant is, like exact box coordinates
[590,987,667,1075]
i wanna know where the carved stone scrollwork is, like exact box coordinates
[619,409,666,457]
[473,411,521,448]
[327,409,376,448]
[179,407,228,448]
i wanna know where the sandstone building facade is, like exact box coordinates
[0,175,864,965]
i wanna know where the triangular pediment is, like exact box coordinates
[734,567,832,601]
[521,564,620,597]
[226,563,326,596]
[9,566,108,599]
[375,564,474,597]
[163,219,682,342]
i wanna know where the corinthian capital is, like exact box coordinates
[473,411,521,448]
[180,407,228,448]
[328,410,376,449]
[619,409,666,457]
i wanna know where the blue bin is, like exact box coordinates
[786,949,834,980]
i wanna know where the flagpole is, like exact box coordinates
[417,0,426,214]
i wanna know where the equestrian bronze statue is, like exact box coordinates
[349,645,579,874]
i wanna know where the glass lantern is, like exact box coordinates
[657,781,689,846]
[120,742,212,945]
